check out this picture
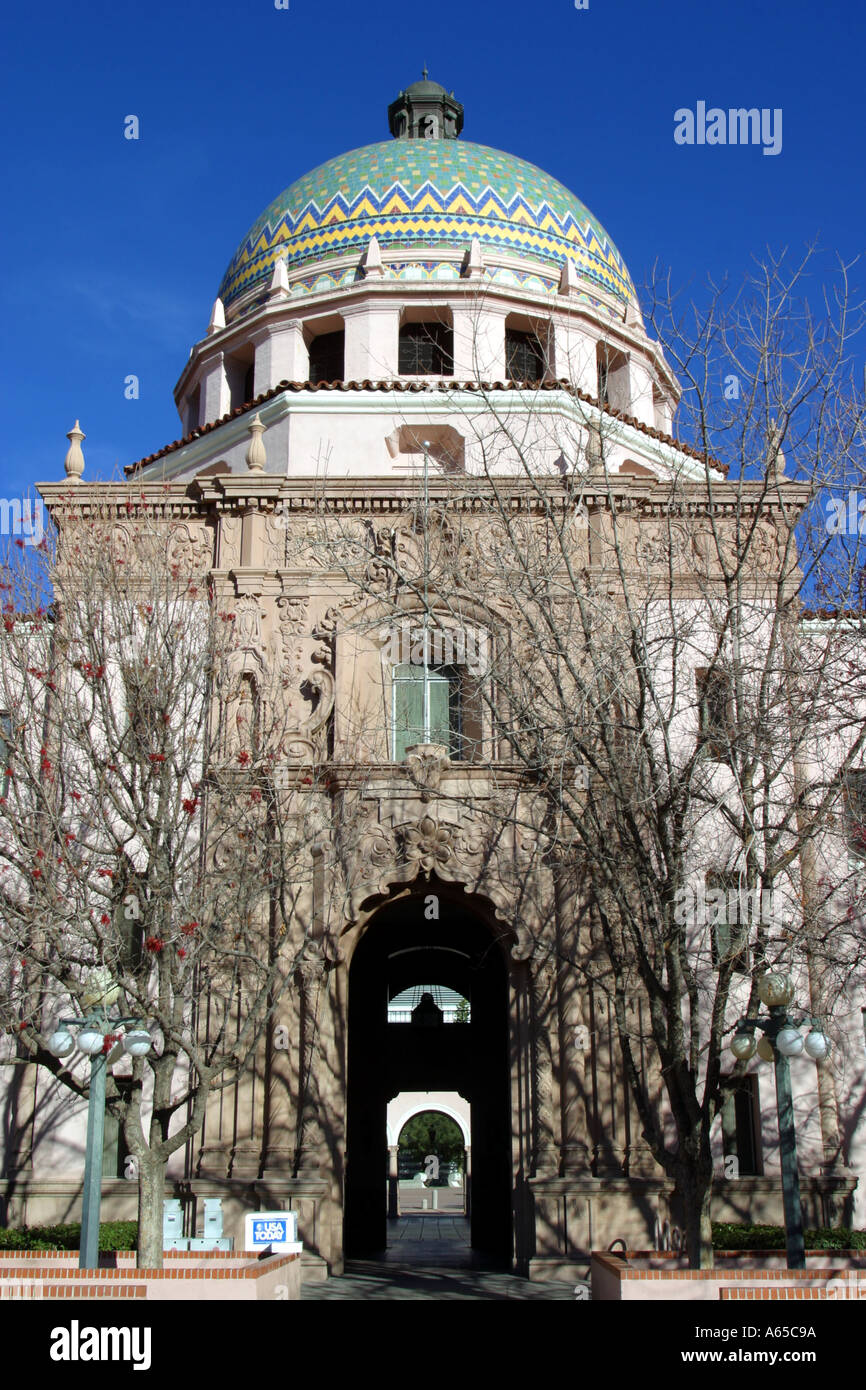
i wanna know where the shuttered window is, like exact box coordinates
[398,323,453,376]
[309,331,345,384]
[505,329,544,382]
[392,664,452,760]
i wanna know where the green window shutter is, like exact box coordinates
[393,666,425,760]
[428,672,452,748]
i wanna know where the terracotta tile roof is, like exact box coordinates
[124,378,727,476]
[800,606,866,621]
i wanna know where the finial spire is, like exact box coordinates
[208,297,225,335]
[245,414,267,473]
[422,64,428,79]
[64,420,85,483]
[360,235,385,279]
[269,256,290,299]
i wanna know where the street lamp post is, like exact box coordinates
[48,977,151,1270]
[730,969,831,1271]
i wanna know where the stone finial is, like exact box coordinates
[64,420,86,482]
[208,297,226,335]
[245,414,267,472]
[767,415,787,480]
[360,236,385,279]
[559,258,581,295]
[269,256,290,299]
[462,237,484,279]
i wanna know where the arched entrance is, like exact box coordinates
[344,884,512,1261]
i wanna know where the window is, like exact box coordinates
[388,985,470,1024]
[844,770,866,857]
[243,362,255,405]
[185,385,201,435]
[398,322,453,376]
[391,663,482,762]
[721,1074,763,1176]
[309,330,345,384]
[706,871,751,974]
[597,355,609,407]
[0,712,11,799]
[696,667,732,761]
[596,343,630,410]
[224,351,255,412]
[505,328,545,382]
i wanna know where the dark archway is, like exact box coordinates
[344,883,512,1262]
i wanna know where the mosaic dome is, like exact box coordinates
[218,139,634,314]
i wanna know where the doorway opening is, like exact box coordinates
[344,884,511,1263]
[389,1095,469,1215]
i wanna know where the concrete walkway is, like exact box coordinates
[301,1215,578,1300]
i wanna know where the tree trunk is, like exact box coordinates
[137,1157,166,1269]
[678,1170,715,1269]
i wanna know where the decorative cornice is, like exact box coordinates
[129,379,726,481]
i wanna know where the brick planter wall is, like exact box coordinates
[0,1249,301,1301]
[591,1250,866,1301]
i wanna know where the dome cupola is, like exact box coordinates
[387,68,464,139]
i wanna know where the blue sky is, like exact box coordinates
[0,0,863,498]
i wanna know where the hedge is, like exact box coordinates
[0,1221,138,1252]
[712,1222,866,1251]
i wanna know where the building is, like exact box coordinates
[1,75,864,1281]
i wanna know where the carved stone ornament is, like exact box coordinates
[403,815,454,874]
[633,519,691,570]
[235,594,262,650]
[166,522,212,577]
[297,937,328,984]
[264,513,288,569]
[404,743,450,801]
[271,593,336,761]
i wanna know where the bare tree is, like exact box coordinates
[298,247,866,1266]
[0,498,325,1266]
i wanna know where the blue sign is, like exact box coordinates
[251,1218,289,1245]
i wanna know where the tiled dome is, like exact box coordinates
[218,139,634,314]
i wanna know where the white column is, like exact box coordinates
[343,303,400,380]
[451,304,506,380]
[625,356,655,426]
[552,316,597,394]
[252,320,309,393]
[200,351,231,423]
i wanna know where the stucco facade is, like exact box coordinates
[1,76,864,1282]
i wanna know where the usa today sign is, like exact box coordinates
[244,1211,301,1253]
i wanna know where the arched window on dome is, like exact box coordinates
[307,319,345,384]
[596,342,630,412]
[505,314,551,384]
[398,308,453,377]
[224,347,255,412]
[185,385,201,436]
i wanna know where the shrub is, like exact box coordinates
[712,1222,866,1251]
[0,1220,138,1251]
